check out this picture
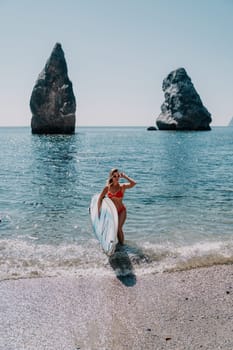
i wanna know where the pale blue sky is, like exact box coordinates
[0,0,232,127]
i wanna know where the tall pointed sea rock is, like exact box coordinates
[30,43,76,134]
[156,68,211,131]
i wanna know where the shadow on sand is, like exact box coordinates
[109,243,139,287]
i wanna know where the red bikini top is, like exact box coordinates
[107,188,124,199]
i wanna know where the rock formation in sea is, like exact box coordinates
[228,117,233,126]
[156,68,211,131]
[30,43,76,134]
[147,126,157,131]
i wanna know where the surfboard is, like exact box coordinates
[90,193,118,256]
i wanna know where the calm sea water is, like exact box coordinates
[1,126,233,280]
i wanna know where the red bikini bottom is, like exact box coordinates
[117,205,126,215]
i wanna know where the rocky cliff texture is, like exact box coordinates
[156,68,211,131]
[30,43,76,134]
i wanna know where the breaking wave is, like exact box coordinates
[1,238,233,281]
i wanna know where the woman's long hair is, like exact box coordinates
[107,168,118,187]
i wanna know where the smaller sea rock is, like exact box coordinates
[147,126,157,131]
[156,68,211,131]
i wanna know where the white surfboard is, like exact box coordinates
[90,193,118,256]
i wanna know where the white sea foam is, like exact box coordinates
[1,237,233,281]
[140,240,233,273]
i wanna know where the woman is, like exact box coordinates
[98,168,136,245]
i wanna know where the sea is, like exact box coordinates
[1,126,233,281]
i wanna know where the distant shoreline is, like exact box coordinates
[0,125,229,129]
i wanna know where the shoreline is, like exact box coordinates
[2,236,233,282]
[1,264,233,349]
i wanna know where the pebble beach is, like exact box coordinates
[1,264,233,350]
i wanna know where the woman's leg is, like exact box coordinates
[118,209,126,245]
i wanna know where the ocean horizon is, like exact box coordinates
[1,126,233,280]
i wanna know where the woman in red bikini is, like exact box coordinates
[98,168,136,245]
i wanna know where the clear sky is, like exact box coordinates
[0,0,232,127]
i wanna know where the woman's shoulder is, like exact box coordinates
[101,185,109,194]
[120,184,126,191]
